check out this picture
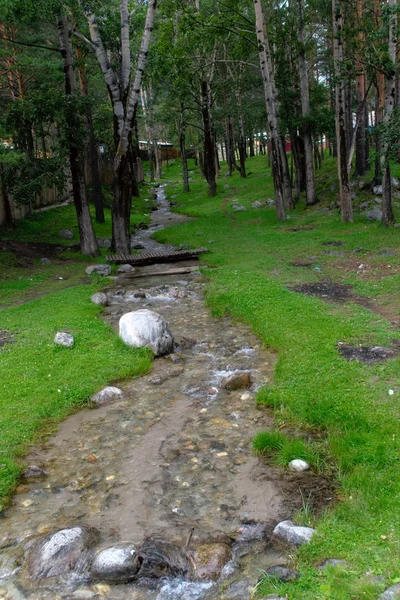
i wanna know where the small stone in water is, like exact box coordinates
[240,392,251,401]
[288,459,309,472]
[23,465,47,479]
[192,542,232,580]
[222,371,252,391]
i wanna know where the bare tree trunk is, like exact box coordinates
[254,0,287,220]
[201,80,217,196]
[332,0,353,222]
[57,14,99,257]
[180,102,190,192]
[297,0,317,205]
[76,47,105,223]
[381,0,397,226]
[249,133,255,157]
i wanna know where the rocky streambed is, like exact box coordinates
[0,187,325,600]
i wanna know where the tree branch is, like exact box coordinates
[0,35,60,53]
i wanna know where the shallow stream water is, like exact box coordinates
[0,187,293,600]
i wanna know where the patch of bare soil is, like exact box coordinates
[290,260,314,268]
[1,240,65,267]
[284,225,314,232]
[338,341,400,363]
[0,329,14,348]
[322,240,344,247]
[292,281,354,302]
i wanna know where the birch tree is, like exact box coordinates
[80,0,157,253]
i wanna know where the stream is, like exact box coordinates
[0,186,305,600]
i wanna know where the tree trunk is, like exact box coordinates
[332,0,353,222]
[254,0,288,219]
[297,0,317,205]
[76,47,105,223]
[201,80,217,196]
[249,133,255,157]
[381,0,397,226]
[57,14,99,257]
[180,102,190,192]
[236,90,247,177]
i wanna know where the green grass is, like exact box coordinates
[0,285,152,507]
[158,156,400,598]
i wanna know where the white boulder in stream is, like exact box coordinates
[119,309,173,356]
[273,520,315,546]
[25,526,99,579]
[90,543,140,583]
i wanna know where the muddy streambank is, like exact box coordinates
[0,187,330,599]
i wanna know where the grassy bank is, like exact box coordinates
[0,192,154,506]
[157,156,400,598]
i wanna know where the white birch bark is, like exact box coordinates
[254,0,286,220]
[120,0,131,96]
[332,0,353,222]
[297,0,317,206]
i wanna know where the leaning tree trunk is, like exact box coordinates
[57,14,99,257]
[381,0,397,226]
[297,0,317,205]
[332,0,353,222]
[180,102,190,192]
[201,80,217,197]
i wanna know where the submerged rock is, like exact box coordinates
[119,309,174,356]
[90,543,140,583]
[272,520,315,546]
[192,542,232,580]
[25,526,99,579]
[222,371,252,391]
[23,465,47,479]
[91,386,124,406]
[54,332,74,348]
[137,538,189,579]
[117,264,136,274]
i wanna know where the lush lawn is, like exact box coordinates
[158,156,400,598]
[0,285,152,509]
[0,191,155,506]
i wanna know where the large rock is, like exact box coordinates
[85,265,111,276]
[59,229,74,240]
[25,526,99,579]
[119,309,173,356]
[272,520,315,546]
[90,543,140,583]
[366,209,382,222]
[91,293,108,306]
[54,332,74,348]
[380,584,400,599]
[91,386,124,406]
[222,371,252,391]
[192,543,232,580]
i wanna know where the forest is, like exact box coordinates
[0,1,400,599]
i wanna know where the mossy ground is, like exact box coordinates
[156,155,400,599]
